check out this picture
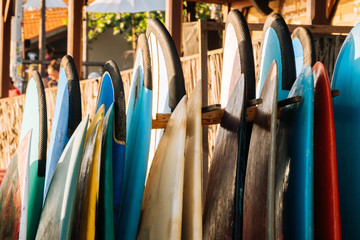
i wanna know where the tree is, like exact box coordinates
[86,2,212,43]
[87,11,165,43]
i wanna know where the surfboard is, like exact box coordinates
[146,18,186,173]
[117,34,152,239]
[43,55,81,203]
[220,9,255,107]
[71,106,104,239]
[0,169,6,186]
[203,75,246,239]
[19,70,47,240]
[0,130,31,239]
[97,104,115,239]
[243,61,278,240]
[220,10,256,237]
[331,23,360,239]
[313,62,341,240]
[95,60,126,229]
[35,116,89,240]
[275,65,314,239]
[256,13,296,101]
[292,27,316,77]
[182,81,202,239]
[137,96,187,240]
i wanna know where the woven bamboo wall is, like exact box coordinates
[0,50,223,167]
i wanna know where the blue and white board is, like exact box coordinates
[291,27,316,77]
[146,18,186,171]
[256,13,296,101]
[331,23,360,239]
[275,65,314,239]
[117,34,152,239]
[43,55,81,203]
[95,60,126,230]
[19,71,47,240]
[221,9,255,106]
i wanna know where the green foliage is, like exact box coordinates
[87,11,164,43]
[87,3,212,43]
[196,3,211,19]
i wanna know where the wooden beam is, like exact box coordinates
[165,0,182,56]
[184,21,352,35]
[39,0,45,76]
[68,0,84,78]
[0,0,11,98]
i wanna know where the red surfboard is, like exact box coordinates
[0,169,6,186]
[313,62,341,239]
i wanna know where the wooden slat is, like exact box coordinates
[152,96,302,129]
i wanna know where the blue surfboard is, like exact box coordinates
[256,13,296,101]
[95,60,126,231]
[116,34,152,239]
[146,18,186,169]
[275,65,314,239]
[331,23,360,239]
[19,71,47,240]
[43,55,81,203]
[291,27,316,77]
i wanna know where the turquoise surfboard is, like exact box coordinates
[95,60,126,230]
[43,55,81,203]
[117,34,152,239]
[331,23,360,239]
[275,65,314,239]
[97,104,115,239]
[256,13,296,101]
[146,18,186,170]
[19,71,47,240]
[35,116,88,239]
[291,27,316,77]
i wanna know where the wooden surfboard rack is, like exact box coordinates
[152,96,302,129]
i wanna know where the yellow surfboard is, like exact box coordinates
[182,82,203,239]
[71,105,105,239]
[137,97,187,240]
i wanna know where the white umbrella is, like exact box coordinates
[86,0,165,13]
[23,0,67,10]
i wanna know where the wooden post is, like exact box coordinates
[68,0,84,78]
[199,19,208,203]
[307,0,328,25]
[82,10,88,78]
[165,0,182,56]
[39,0,45,77]
[0,0,12,98]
